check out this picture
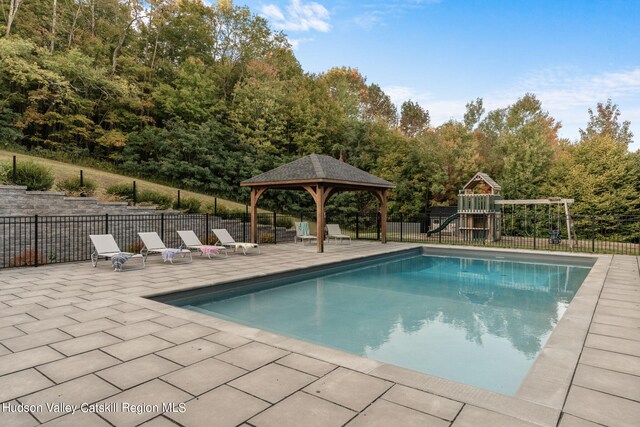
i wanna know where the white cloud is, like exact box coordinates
[353,12,383,30]
[288,37,314,49]
[261,0,331,33]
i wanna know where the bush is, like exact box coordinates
[3,160,54,191]
[105,183,134,200]
[138,190,173,209]
[276,216,294,229]
[173,196,201,213]
[259,232,275,244]
[257,215,272,225]
[10,248,48,267]
[57,176,97,197]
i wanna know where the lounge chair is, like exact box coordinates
[138,232,192,263]
[89,234,145,272]
[295,221,317,245]
[177,230,228,258]
[211,228,260,255]
[326,224,351,244]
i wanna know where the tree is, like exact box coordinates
[579,99,634,147]
[399,100,429,137]
[3,0,22,37]
[463,97,484,131]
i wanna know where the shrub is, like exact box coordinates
[276,216,294,229]
[57,176,97,197]
[173,196,201,213]
[257,215,272,225]
[4,160,54,191]
[126,241,144,253]
[138,190,173,209]
[259,232,275,244]
[10,248,48,267]
[105,183,134,201]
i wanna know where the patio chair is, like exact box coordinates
[325,224,351,244]
[294,221,317,245]
[138,232,192,264]
[177,230,228,258]
[211,228,260,255]
[89,234,145,272]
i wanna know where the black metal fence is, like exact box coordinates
[1,211,638,269]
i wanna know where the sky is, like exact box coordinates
[235,0,640,151]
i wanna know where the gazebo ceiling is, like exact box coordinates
[240,154,395,189]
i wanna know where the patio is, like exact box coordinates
[0,241,638,426]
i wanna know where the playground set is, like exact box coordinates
[427,173,577,247]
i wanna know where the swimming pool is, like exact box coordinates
[158,249,593,395]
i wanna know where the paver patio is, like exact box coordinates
[0,241,638,426]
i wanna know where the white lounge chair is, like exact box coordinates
[89,234,145,272]
[177,230,228,258]
[211,228,260,255]
[295,221,317,245]
[138,232,192,263]
[326,224,351,244]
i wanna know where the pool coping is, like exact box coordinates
[134,243,610,427]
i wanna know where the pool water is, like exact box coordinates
[179,254,591,395]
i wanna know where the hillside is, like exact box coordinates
[0,150,260,212]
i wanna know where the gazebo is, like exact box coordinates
[240,154,395,253]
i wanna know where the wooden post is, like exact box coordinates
[380,190,388,244]
[316,185,324,253]
[250,187,266,244]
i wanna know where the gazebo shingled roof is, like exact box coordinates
[242,154,395,188]
[241,154,395,253]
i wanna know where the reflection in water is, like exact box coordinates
[185,255,590,395]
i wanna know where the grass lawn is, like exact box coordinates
[0,150,265,212]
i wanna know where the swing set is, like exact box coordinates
[497,198,577,247]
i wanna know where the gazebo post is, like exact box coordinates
[316,185,325,253]
[250,187,266,243]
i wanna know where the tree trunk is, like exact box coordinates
[68,0,83,48]
[50,0,57,52]
[90,0,95,37]
[5,0,22,37]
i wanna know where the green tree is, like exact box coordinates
[399,100,429,137]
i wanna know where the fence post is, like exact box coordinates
[400,213,403,242]
[356,212,359,240]
[105,213,109,234]
[214,198,217,215]
[177,190,181,210]
[591,214,596,252]
[80,170,84,187]
[206,213,209,244]
[161,213,165,243]
[533,207,537,250]
[242,212,247,242]
[273,211,277,244]
[132,181,137,206]
[377,212,381,241]
[34,215,39,268]
[12,155,16,184]
[438,216,442,244]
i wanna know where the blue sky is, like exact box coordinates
[236,0,640,151]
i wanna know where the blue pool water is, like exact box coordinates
[177,253,591,395]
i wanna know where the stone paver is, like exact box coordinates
[347,398,449,427]
[0,401,39,426]
[215,341,289,370]
[0,345,64,376]
[155,338,228,366]
[229,363,316,403]
[2,328,72,352]
[19,375,119,423]
[161,357,246,396]
[153,323,219,345]
[60,318,121,337]
[204,331,251,348]
[453,405,539,427]
[0,369,54,403]
[563,385,640,427]
[382,384,463,421]
[303,367,393,412]
[573,364,640,402]
[98,379,191,427]
[105,320,167,340]
[15,316,77,334]
[276,353,337,377]
[96,354,181,390]
[50,332,121,356]
[36,350,120,384]
[38,412,111,427]
[101,335,174,361]
[249,391,356,427]
[167,385,269,427]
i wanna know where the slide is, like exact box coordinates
[425,213,460,236]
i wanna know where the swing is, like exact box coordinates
[549,200,561,244]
